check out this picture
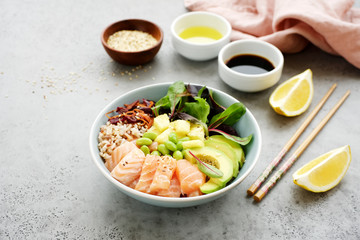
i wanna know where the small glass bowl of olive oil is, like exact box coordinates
[179,26,223,44]
[171,12,231,61]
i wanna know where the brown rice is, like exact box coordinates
[98,121,147,162]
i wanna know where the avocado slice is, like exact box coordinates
[185,146,234,193]
[209,135,245,167]
[204,139,239,177]
[200,179,222,194]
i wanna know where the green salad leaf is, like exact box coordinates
[183,97,210,124]
[152,81,252,147]
[209,128,253,146]
[153,95,170,116]
[168,81,186,117]
[208,102,246,129]
[153,81,186,117]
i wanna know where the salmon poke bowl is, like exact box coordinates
[89,82,262,207]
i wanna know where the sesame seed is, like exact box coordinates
[107,30,158,52]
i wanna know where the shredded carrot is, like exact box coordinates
[105,110,116,119]
[106,99,155,128]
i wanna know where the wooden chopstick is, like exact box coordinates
[247,84,337,196]
[253,90,350,202]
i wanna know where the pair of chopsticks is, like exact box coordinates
[247,83,350,202]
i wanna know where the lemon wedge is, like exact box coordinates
[269,69,314,117]
[292,145,351,192]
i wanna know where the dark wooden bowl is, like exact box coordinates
[101,19,163,65]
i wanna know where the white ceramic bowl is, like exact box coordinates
[218,39,284,92]
[89,83,262,208]
[171,12,232,61]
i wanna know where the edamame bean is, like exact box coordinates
[140,145,150,155]
[182,149,190,159]
[173,150,183,160]
[164,140,177,152]
[143,132,158,140]
[158,144,170,155]
[136,137,152,146]
[168,132,178,143]
[151,150,160,156]
[176,141,183,151]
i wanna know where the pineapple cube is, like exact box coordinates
[174,120,190,137]
[187,124,205,141]
[155,128,172,144]
[169,121,176,129]
[153,114,170,133]
[182,140,204,149]
[147,126,161,136]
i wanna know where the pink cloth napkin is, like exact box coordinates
[184,0,360,69]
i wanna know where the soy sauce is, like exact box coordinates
[226,54,275,74]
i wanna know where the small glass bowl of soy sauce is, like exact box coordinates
[218,39,284,92]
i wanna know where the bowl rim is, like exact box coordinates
[218,39,284,79]
[101,18,164,54]
[170,11,232,47]
[89,82,262,204]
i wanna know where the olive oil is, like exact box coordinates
[179,26,223,43]
[226,54,275,74]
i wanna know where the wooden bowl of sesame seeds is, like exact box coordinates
[101,19,163,65]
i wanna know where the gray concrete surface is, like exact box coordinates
[1,0,359,239]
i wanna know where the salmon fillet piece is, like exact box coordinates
[176,159,205,196]
[157,175,181,198]
[128,177,140,189]
[106,141,137,172]
[110,147,145,186]
[187,190,202,197]
[135,155,161,194]
[149,156,177,194]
